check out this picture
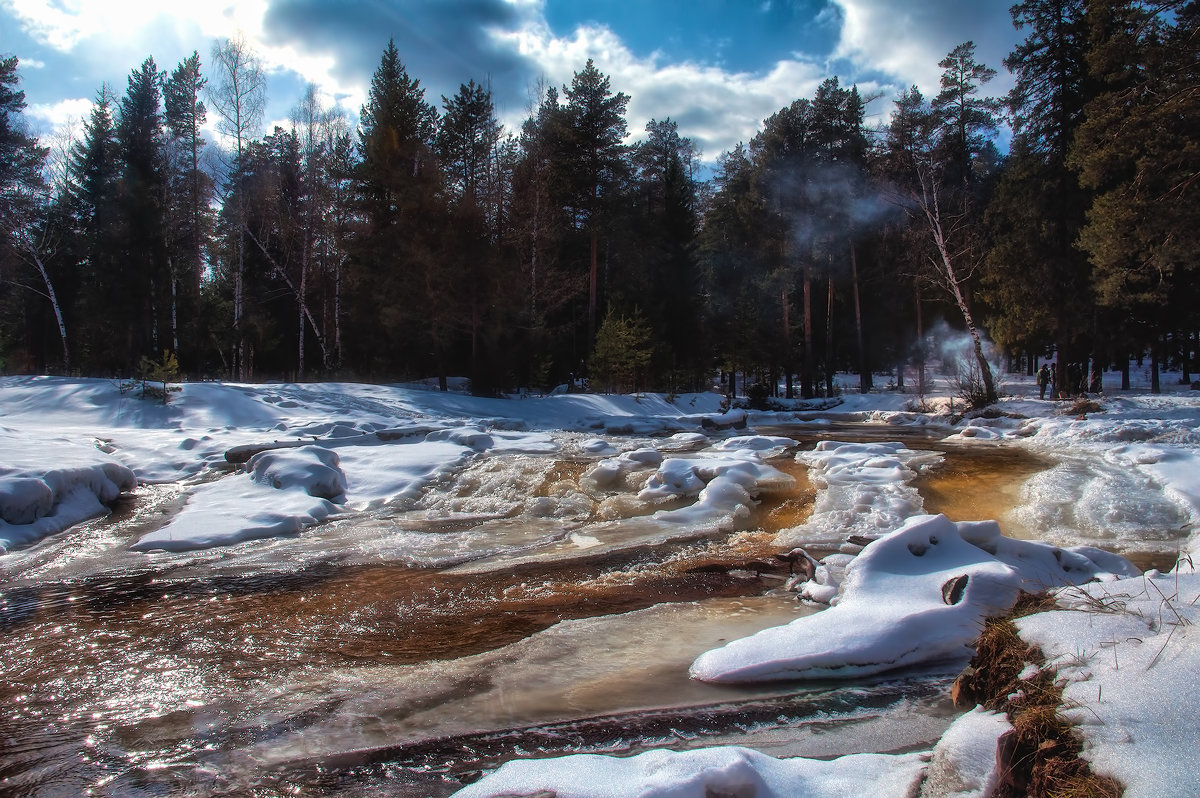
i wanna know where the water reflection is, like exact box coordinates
[2,417,1188,795]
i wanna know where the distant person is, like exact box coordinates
[1049,363,1058,398]
[1036,363,1051,399]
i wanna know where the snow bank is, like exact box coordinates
[919,708,1010,798]
[131,446,346,552]
[1016,568,1200,797]
[0,427,136,553]
[691,514,1137,683]
[451,745,926,798]
[772,440,939,603]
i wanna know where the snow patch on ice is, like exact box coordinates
[691,514,1136,683]
[0,428,136,553]
[131,446,346,552]
[451,745,926,798]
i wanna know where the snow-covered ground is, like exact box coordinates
[1,370,1198,796]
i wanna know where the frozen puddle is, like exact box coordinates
[224,594,956,788]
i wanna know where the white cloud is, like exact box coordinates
[27,96,92,135]
[5,0,364,147]
[2,0,248,51]
[829,0,1017,99]
[491,19,827,159]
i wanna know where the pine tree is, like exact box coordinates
[117,56,171,370]
[1071,1,1200,389]
[562,60,630,352]
[436,80,508,390]
[506,84,579,389]
[163,51,210,303]
[437,80,501,206]
[0,56,68,372]
[932,42,1003,188]
[69,86,125,372]
[629,118,702,388]
[349,38,444,379]
[986,0,1095,393]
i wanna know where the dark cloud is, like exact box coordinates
[262,0,538,114]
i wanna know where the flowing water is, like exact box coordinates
[0,421,1187,796]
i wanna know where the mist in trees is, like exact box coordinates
[1,3,1196,396]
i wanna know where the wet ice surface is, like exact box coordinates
[3,380,1199,795]
[1014,455,1191,555]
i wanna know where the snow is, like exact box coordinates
[689,514,1137,683]
[451,745,928,798]
[3,371,1200,796]
[0,425,136,552]
[777,439,940,547]
[919,707,1011,798]
[1015,566,1200,796]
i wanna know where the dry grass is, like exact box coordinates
[954,592,1124,798]
[1063,398,1106,417]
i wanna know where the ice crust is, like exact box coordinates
[3,375,1200,798]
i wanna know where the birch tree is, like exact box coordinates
[208,34,266,379]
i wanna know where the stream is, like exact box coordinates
[0,421,1187,796]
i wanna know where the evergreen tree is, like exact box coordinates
[562,60,630,352]
[1071,0,1200,389]
[163,51,210,303]
[699,143,770,398]
[932,42,1003,188]
[629,118,702,388]
[437,80,501,205]
[69,86,125,372]
[0,56,68,372]
[436,80,509,390]
[509,82,579,389]
[349,38,445,379]
[117,56,171,369]
[986,0,1095,393]
[590,308,653,393]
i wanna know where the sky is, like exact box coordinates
[0,0,1023,165]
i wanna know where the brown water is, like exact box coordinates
[917,442,1049,536]
[0,422,1158,796]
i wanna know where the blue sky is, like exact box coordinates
[0,0,1021,163]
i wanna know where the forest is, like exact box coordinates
[0,0,1196,401]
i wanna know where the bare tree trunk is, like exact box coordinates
[23,246,70,373]
[914,168,996,404]
[170,261,179,354]
[802,264,814,399]
[588,226,598,351]
[851,241,870,393]
[1151,336,1161,394]
[530,189,541,317]
[825,270,835,397]
[298,251,307,378]
[915,282,926,396]
[782,286,793,399]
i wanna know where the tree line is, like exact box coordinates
[1,0,1196,398]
